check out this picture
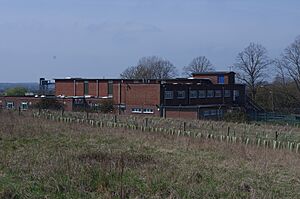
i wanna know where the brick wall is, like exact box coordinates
[192,73,235,84]
[55,80,74,96]
[119,83,160,116]
[55,80,88,97]
[88,81,97,96]
[99,82,108,97]
[0,96,40,109]
[75,81,84,96]
[122,83,160,106]
[56,80,112,98]
[88,81,110,97]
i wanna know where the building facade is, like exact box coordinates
[53,71,246,119]
[0,71,246,120]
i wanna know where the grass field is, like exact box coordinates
[1,111,300,198]
[50,110,300,143]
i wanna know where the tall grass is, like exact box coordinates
[0,110,300,198]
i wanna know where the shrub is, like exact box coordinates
[99,99,114,113]
[5,87,28,96]
[35,98,64,110]
[223,110,249,123]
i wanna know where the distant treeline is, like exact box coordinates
[0,83,39,94]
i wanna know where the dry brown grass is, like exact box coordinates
[51,110,300,143]
[0,110,300,198]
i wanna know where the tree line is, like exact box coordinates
[120,55,215,80]
[120,36,300,114]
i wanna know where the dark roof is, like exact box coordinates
[192,71,235,75]
[53,78,212,84]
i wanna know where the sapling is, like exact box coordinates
[246,138,249,145]
[273,140,277,149]
[296,143,300,153]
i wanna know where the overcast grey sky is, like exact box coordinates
[0,0,300,82]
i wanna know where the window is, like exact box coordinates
[74,98,85,104]
[132,108,142,113]
[203,110,210,116]
[224,90,231,97]
[233,90,240,101]
[218,75,225,84]
[199,90,206,98]
[215,90,222,97]
[164,91,173,99]
[207,90,214,98]
[20,102,28,110]
[234,90,240,97]
[211,110,217,115]
[6,102,14,109]
[143,109,154,114]
[217,109,224,116]
[203,109,222,117]
[177,91,185,99]
[84,81,89,95]
[108,81,113,97]
[189,90,198,99]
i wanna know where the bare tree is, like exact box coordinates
[234,43,272,100]
[183,56,214,77]
[274,58,287,86]
[279,36,300,92]
[120,56,177,79]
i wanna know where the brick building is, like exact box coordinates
[192,71,235,84]
[0,96,39,110]
[0,71,247,120]
[53,71,246,119]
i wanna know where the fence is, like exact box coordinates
[30,110,300,153]
[249,112,300,126]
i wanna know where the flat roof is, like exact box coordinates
[54,78,213,84]
[192,71,235,75]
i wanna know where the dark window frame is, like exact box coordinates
[224,90,231,97]
[84,81,89,95]
[177,91,186,99]
[207,90,214,98]
[189,90,198,99]
[6,101,14,109]
[199,90,206,98]
[215,90,222,98]
[164,91,174,99]
[108,81,113,97]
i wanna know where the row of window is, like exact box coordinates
[132,108,154,114]
[5,102,29,110]
[83,81,113,96]
[165,90,238,99]
[203,109,224,117]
